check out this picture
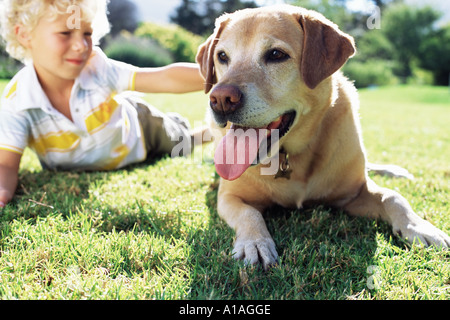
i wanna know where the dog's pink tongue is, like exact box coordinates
[214,127,262,181]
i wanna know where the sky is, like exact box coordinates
[133,0,291,23]
[132,0,450,25]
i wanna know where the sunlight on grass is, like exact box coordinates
[1,81,449,300]
[144,91,210,127]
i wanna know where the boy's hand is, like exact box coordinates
[0,190,12,208]
[0,150,22,208]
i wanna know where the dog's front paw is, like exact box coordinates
[232,237,278,270]
[393,216,450,248]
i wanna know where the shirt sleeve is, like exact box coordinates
[0,108,29,155]
[91,47,138,93]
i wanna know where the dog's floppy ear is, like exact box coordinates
[296,10,355,89]
[196,16,230,93]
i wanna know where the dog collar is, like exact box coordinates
[275,149,292,180]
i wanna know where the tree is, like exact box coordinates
[107,0,139,36]
[382,4,442,81]
[169,0,204,36]
[170,0,258,36]
[290,0,352,29]
[419,24,450,85]
[370,0,400,10]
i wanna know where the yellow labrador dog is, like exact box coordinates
[196,5,450,269]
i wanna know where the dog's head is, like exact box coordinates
[196,5,355,180]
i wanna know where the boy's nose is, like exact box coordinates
[72,37,89,52]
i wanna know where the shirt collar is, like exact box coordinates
[78,48,101,91]
[15,64,54,112]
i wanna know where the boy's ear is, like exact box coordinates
[15,24,32,49]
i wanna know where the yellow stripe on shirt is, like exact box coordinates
[85,95,119,134]
[130,71,137,91]
[101,144,130,170]
[0,143,24,155]
[29,131,80,155]
[4,81,17,99]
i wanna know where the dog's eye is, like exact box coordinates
[218,51,229,64]
[266,49,289,63]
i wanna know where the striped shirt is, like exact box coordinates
[0,47,147,170]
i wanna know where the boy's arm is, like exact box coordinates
[0,150,21,208]
[134,63,205,94]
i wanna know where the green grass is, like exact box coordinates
[0,81,449,300]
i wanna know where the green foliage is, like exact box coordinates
[341,3,447,87]
[0,42,22,79]
[345,28,398,88]
[135,22,204,63]
[418,24,450,86]
[291,0,354,30]
[0,57,21,79]
[343,59,398,88]
[354,29,394,62]
[170,0,258,36]
[103,33,174,68]
[406,68,434,86]
[381,3,443,81]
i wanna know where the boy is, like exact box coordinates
[0,0,206,207]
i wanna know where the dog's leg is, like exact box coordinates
[366,163,414,180]
[344,178,450,247]
[218,192,278,270]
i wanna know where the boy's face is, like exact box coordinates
[20,10,94,85]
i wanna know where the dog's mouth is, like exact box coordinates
[214,111,296,181]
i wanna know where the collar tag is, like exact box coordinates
[275,151,292,180]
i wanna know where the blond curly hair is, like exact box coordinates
[0,0,110,61]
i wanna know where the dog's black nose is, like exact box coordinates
[210,85,243,115]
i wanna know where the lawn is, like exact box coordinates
[0,81,449,300]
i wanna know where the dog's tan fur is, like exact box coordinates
[196,5,449,269]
